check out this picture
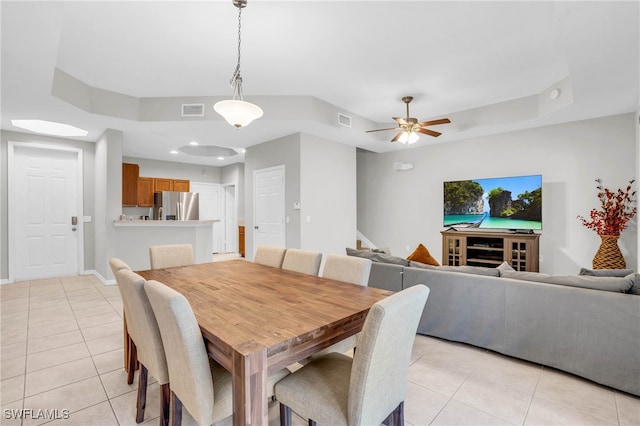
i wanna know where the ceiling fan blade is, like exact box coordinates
[419,118,451,126]
[393,117,408,126]
[417,127,442,137]
[365,127,400,133]
[390,132,404,142]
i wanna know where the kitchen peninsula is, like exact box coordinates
[113,219,218,270]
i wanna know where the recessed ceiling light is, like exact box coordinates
[11,119,88,137]
[217,156,225,160]
[170,150,179,154]
[549,88,561,100]
[189,141,199,146]
[238,148,246,154]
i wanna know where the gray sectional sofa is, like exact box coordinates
[347,248,640,397]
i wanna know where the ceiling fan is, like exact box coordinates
[366,96,451,143]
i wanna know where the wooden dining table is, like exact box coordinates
[137,259,393,426]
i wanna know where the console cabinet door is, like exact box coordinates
[505,237,539,272]
[442,235,465,266]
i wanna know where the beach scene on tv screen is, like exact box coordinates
[443,175,542,230]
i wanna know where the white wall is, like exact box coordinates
[300,134,357,255]
[94,129,123,280]
[123,156,223,183]
[357,113,637,274]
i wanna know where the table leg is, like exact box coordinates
[232,348,268,426]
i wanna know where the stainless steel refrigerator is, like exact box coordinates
[153,191,199,220]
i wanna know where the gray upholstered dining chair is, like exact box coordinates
[109,257,132,275]
[109,258,136,385]
[275,284,430,426]
[111,263,170,426]
[310,254,373,358]
[143,279,290,426]
[253,245,287,268]
[281,248,322,276]
[321,254,372,286]
[149,244,194,269]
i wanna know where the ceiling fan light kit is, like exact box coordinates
[214,0,263,129]
[366,95,451,144]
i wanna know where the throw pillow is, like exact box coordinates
[407,243,440,266]
[497,261,515,276]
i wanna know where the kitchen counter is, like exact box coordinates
[113,220,218,227]
[113,220,219,271]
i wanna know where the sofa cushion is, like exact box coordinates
[501,270,634,293]
[625,273,640,295]
[345,247,409,266]
[407,243,440,266]
[409,262,500,277]
[578,268,634,277]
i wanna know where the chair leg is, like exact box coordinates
[127,339,137,385]
[279,403,291,426]
[392,401,404,426]
[136,364,148,423]
[171,392,183,426]
[159,383,170,426]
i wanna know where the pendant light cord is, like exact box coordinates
[230,7,244,100]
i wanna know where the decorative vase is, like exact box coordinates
[592,235,626,269]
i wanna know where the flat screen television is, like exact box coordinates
[443,174,542,230]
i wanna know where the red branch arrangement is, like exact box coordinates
[577,179,637,236]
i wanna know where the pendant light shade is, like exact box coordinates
[215,0,262,129]
[214,99,263,128]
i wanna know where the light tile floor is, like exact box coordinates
[1,275,639,426]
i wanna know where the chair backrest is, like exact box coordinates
[114,269,169,385]
[348,284,429,425]
[281,249,322,276]
[149,244,194,269]
[143,279,216,426]
[321,254,372,286]
[253,245,287,268]
[109,257,131,276]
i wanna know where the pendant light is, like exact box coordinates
[214,0,263,128]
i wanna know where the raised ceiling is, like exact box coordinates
[2,1,638,166]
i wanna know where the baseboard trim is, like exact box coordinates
[85,269,116,286]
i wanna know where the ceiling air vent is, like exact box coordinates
[338,113,352,128]
[182,103,205,117]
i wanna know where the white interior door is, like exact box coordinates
[253,166,285,255]
[224,185,237,253]
[9,144,83,281]
[191,182,223,253]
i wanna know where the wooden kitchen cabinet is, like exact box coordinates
[239,226,245,257]
[153,178,173,192]
[137,177,154,207]
[122,163,139,206]
[172,179,190,192]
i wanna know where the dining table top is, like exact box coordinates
[139,259,393,362]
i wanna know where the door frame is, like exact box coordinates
[7,142,84,283]
[252,165,286,258]
[222,183,238,253]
